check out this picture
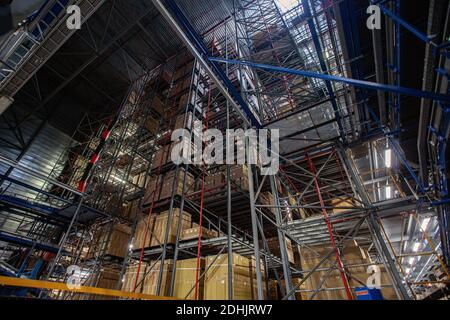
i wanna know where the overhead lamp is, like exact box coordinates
[385,149,392,168]
[420,217,431,231]
[412,242,421,252]
[276,0,298,12]
[385,186,392,200]
[111,175,126,184]
[405,268,411,274]
[408,257,414,265]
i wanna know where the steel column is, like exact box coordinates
[336,145,412,300]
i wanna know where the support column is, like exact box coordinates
[247,161,264,300]
[336,145,412,300]
[269,175,295,300]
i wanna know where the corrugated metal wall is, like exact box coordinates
[0,115,72,237]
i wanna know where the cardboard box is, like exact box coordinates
[230,165,249,191]
[151,210,192,246]
[159,168,195,200]
[142,259,173,296]
[259,192,276,215]
[122,262,148,293]
[145,116,159,135]
[82,267,121,300]
[151,144,171,170]
[331,198,354,214]
[204,253,265,300]
[133,209,192,249]
[132,215,155,250]
[300,241,397,300]
[173,258,205,300]
[152,95,166,115]
[204,173,224,190]
[268,277,307,300]
[132,171,146,188]
[249,257,267,300]
[89,223,131,259]
[181,226,218,241]
[155,168,195,201]
[266,236,295,264]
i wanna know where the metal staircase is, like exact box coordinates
[0,0,105,97]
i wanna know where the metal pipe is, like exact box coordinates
[209,57,450,103]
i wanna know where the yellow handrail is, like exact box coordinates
[0,276,178,300]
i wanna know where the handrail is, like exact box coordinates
[0,275,178,300]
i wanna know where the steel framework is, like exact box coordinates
[0,0,448,301]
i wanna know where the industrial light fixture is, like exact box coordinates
[412,242,421,252]
[385,149,392,168]
[405,268,411,274]
[385,186,392,199]
[420,217,431,231]
[276,0,298,12]
[111,175,126,184]
[409,257,414,265]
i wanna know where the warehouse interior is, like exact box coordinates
[0,0,449,300]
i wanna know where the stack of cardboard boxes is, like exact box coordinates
[259,191,276,215]
[173,258,205,299]
[77,267,121,300]
[122,260,174,296]
[331,198,354,214]
[266,236,295,265]
[144,168,195,203]
[300,241,397,300]
[204,253,266,300]
[181,224,218,241]
[132,210,192,250]
[121,253,268,300]
[121,263,147,293]
[88,223,131,260]
[204,173,224,192]
[229,165,249,191]
[268,278,308,300]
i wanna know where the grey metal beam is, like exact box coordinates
[336,145,412,300]
[270,175,295,300]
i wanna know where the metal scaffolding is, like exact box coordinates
[0,0,449,301]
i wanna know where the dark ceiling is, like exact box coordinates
[6,0,440,164]
[10,0,183,138]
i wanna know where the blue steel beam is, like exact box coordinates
[0,231,62,254]
[338,0,370,133]
[0,195,58,217]
[208,57,450,103]
[162,0,262,129]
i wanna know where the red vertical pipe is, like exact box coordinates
[305,154,353,300]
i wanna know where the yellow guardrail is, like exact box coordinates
[0,276,177,300]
